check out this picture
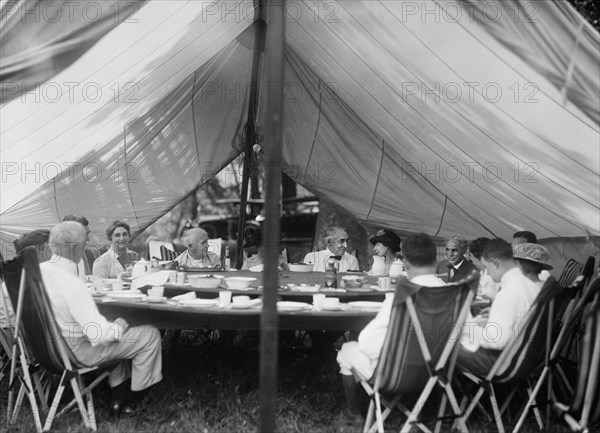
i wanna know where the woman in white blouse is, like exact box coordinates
[92,221,138,278]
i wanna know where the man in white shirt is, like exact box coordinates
[458,238,541,375]
[42,222,163,415]
[303,226,359,272]
[336,233,444,425]
[61,214,92,278]
[467,237,499,300]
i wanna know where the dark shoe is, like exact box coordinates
[109,382,129,418]
[341,409,365,432]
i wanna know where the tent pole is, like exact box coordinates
[235,4,266,269]
[260,0,284,432]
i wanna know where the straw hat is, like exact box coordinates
[512,243,553,270]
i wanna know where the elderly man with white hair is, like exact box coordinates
[174,228,221,268]
[303,226,359,272]
[42,221,163,416]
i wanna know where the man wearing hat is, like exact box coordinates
[369,229,402,275]
[512,243,553,287]
[435,234,478,282]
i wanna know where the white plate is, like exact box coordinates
[348,301,383,311]
[179,298,218,307]
[277,301,311,311]
[290,284,321,292]
[145,296,168,303]
[321,303,342,311]
[231,303,253,309]
[107,292,145,300]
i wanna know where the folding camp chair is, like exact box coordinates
[513,263,598,432]
[2,248,109,432]
[356,272,478,433]
[553,292,600,432]
[457,277,566,433]
[159,244,178,261]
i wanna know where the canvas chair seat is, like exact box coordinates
[458,277,568,433]
[355,272,478,433]
[553,292,600,432]
[1,248,110,432]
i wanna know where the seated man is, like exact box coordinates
[435,234,478,282]
[467,237,498,300]
[42,222,162,415]
[62,214,92,277]
[336,233,445,424]
[303,226,359,272]
[512,230,537,244]
[458,239,541,376]
[175,228,221,268]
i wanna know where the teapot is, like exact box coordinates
[131,259,151,279]
[371,256,386,276]
[389,260,405,279]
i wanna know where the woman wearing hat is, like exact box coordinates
[369,229,402,276]
[512,243,553,287]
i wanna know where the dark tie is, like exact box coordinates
[447,263,454,280]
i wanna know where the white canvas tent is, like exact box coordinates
[1,0,599,260]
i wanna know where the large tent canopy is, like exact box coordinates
[1,0,599,258]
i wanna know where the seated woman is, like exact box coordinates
[92,220,138,278]
[369,229,402,275]
[512,242,553,287]
[241,229,288,271]
[175,228,221,268]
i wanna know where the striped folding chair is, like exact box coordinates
[159,244,178,261]
[514,263,598,432]
[356,272,478,433]
[457,277,567,433]
[553,292,600,432]
[2,248,109,432]
[558,259,584,288]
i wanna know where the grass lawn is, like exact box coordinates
[1,330,573,432]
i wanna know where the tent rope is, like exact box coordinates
[303,80,323,182]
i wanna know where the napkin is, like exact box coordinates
[171,292,196,301]
[131,270,171,291]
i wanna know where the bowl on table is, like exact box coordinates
[288,263,314,272]
[341,275,365,288]
[188,275,225,289]
[225,277,257,290]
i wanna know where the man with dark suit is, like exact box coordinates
[435,235,478,282]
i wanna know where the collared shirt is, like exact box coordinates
[175,250,221,268]
[357,274,445,361]
[92,247,137,278]
[461,267,540,352]
[41,259,122,347]
[303,249,359,273]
